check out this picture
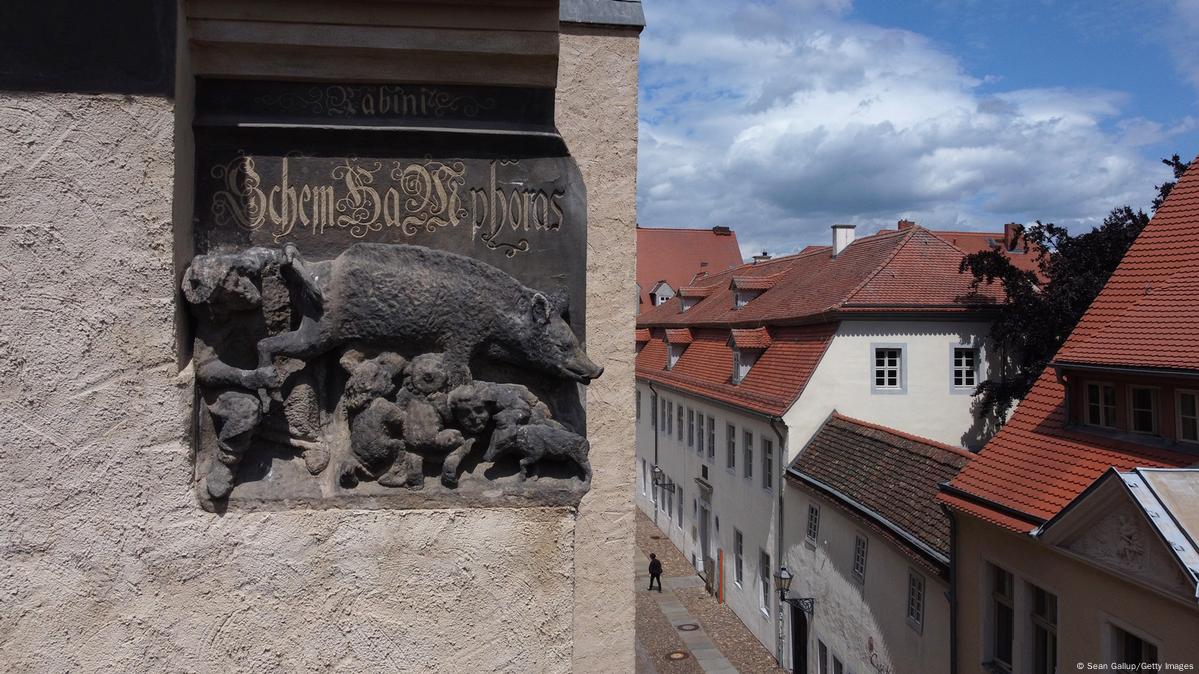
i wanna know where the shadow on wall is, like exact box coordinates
[790,539,896,674]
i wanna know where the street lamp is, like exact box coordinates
[651,465,675,492]
[776,565,814,613]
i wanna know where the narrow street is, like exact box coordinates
[635,510,787,674]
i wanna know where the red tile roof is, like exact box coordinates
[1054,160,1199,371]
[731,274,782,291]
[730,327,772,350]
[635,328,651,343]
[664,328,693,344]
[637,226,744,309]
[637,226,1003,328]
[942,370,1195,531]
[678,285,715,298]
[637,324,836,416]
[788,413,973,568]
[943,158,1199,530]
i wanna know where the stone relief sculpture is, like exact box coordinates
[182,243,601,508]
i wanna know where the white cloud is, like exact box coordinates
[637,0,1183,257]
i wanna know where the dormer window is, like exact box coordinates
[729,328,771,383]
[664,329,693,370]
[678,285,714,313]
[635,328,650,354]
[1084,382,1116,429]
[1129,386,1159,434]
[729,274,780,310]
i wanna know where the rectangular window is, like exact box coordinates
[833,657,844,674]
[743,431,754,480]
[952,346,977,388]
[1180,390,1199,443]
[726,424,737,470]
[1112,625,1158,666]
[762,438,774,490]
[907,571,925,631]
[818,641,828,674]
[1085,382,1116,428]
[991,564,1014,671]
[677,404,684,440]
[1130,386,1158,434]
[636,389,641,422]
[758,550,771,613]
[696,413,705,456]
[660,398,667,435]
[665,480,673,516]
[733,529,744,586]
[666,400,674,436]
[852,536,868,583]
[707,417,716,460]
[806,505,820,543]
[1031,584,1058,674]
[873,346,903,391]
[641,458,647,495]
[650,393,658,429]
[677,486,684,526]
[687,409,695,447]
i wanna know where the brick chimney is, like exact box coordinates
[898,219,916,230]
[832,224,855,257]
[1004,223,1022,251]
[752,250,771,264]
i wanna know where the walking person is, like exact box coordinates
[648,553,663,592]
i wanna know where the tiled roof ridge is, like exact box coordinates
[638,225,740,233]
[639,369,791,409]
[829,411,975,460]
[838,227,920,308]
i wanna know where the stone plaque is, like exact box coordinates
[185,83,596,511]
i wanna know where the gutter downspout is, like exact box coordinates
[648,382,660,529]
[770,415,788,669]
[941,502,958,674]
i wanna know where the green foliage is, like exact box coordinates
[960,154,1190,423]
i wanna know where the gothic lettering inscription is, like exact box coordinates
[209,155,567,257]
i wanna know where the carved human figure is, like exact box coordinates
[393,353,470,488]
[445,381,591,485]
[182,247,284,498]
[339,351,410,488]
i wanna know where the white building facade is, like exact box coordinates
[635,224,1010,671]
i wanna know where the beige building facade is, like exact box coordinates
[0,1,640,671]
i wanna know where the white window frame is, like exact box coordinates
[989,563,1015,672]
[1028,582,1058,674]
[805,504,820,545]
[950,343,979,393]
[732,347,762,383]
[906,569,925,632]
[1083,381,1116,429]
[761,438,774,491]
[852,535,868,584]
[696,412,705,457]
[733,529,744,587]
[726,424,737,472]
[1128,385,1159,435]
[743,430,754,481]
[1178,389,1199,444]
[680,297,698,312]
[1106,619,1160,666]
[700,414,709,460]
[871,343,907,394]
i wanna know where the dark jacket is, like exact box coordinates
[649,559,663,575]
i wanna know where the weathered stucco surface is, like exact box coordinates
[0,93,583,672]
[558,25,640,673]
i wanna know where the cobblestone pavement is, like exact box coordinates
[636,509,787,674]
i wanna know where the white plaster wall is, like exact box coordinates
[782,486,951,674]
[634,382,785,655]
[783,319,996,456]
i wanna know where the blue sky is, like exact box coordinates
[636,0,1199,258]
